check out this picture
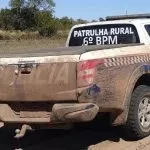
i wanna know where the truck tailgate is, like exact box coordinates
[0,45,136,102]
[0,54,79,102]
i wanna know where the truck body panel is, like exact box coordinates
[0,44,145,102]
[1,17,150,130]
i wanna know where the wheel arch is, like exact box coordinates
[112,64,150,126]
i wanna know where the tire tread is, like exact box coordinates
[123,85,150,140]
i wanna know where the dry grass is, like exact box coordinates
[0,38,66,53]
[0,30,68,53]
[0,30,69,40]
[0,30,40,40]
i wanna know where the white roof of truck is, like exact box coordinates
[72,19,150,29]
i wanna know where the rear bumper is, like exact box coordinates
[0,103,99,124]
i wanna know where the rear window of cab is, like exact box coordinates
[69,24,140,46]
[145,25,150,36]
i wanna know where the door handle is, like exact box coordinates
[14,64,34,75]
[20,64,33,74]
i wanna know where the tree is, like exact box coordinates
[59,17,73,30]
[10,7,37,31]
[9,0,55,11]
[27,0,55,11]
[99,17,105,21]
[7,0,56,33]
[91,19,98,22]
[9,0,25,9]
[0,9,12,30]
[76,18,88,24]
[35,11,57,36]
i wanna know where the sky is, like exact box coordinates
[0,0,150,21]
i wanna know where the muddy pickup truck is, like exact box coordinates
[1,14,150,140]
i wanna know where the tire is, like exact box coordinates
[123,85,150,140]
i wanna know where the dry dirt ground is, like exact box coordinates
[0,40,149,150]
[0,119,149,150]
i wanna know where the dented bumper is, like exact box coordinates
[0,103,99,124]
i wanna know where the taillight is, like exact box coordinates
[77,59,104,87]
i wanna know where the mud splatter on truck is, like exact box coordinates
[1,14,150,140]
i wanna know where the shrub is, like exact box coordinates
[38,23,57,37]
[35,11,58,37]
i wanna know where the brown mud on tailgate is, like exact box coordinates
[0,44,139,102]
[0,62,77,101]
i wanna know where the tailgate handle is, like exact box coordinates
[19,64,33,74]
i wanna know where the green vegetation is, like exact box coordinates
[0,0,88,39]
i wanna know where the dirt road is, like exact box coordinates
[0,119,149,150]
[89,135,150,150]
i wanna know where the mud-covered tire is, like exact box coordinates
[123,85,150,140]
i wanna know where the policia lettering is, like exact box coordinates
[73,27,134,45]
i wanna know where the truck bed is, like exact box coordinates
[0,44,141,58]
[0,43,142,102]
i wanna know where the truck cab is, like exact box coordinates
[66,14,150,47]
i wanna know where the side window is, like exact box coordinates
[145,25,150,36]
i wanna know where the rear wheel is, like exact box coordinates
[123,85,150,140]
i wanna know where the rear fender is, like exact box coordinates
[112,64,150,125]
